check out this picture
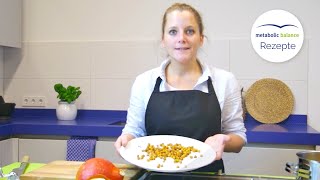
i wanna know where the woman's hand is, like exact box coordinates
[204,134,231,160]
[114,134,135,153]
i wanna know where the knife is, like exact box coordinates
[11,156,29,177]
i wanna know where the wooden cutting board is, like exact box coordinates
[20,160,142,180]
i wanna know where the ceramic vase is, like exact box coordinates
[56,101,77,120]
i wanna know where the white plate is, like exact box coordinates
[119,135,215,172]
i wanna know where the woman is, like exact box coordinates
[115,3,246,172]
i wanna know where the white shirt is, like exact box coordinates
[122,59,247,143]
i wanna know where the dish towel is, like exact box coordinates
[66,136,97,161]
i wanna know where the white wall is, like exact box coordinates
[3,0,320,131]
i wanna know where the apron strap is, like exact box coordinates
[207,77,214,93]
[154,77,162,92]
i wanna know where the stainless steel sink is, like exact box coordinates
[108,120,126,126]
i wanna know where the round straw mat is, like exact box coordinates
[245,78,294,124]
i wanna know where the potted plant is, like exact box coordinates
[54,83,82,120]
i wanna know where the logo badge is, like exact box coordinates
[251,10,304,63]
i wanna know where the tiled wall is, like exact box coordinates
[3,39,309,113]
[2,0,320,130]
[4,41,160,110]
[230,39,309,115]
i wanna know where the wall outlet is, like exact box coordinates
[22,96,46,107]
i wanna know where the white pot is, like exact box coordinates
[56,101,77,120]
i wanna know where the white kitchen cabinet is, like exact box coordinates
[0,47,3,96]
[95,139,128,164]
[17,137,312,177]
[0,138,18,166]
[18,138,67,164]
[0,0,22,48]
[18,138,127,164]
[223,145,310,177]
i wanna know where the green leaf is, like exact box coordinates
[54,83,81,103]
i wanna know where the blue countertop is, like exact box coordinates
[1,109,320,145]
[0,109,126,137]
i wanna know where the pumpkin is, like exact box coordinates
[76,158,123,180]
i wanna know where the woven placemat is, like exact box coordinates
[245,78,294,124]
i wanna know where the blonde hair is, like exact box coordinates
[161,3,204,38]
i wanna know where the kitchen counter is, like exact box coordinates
[1,162,295,180]
[0,109,126,137]
[0,109,320,146]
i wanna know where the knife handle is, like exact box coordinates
[21,155,30,163]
